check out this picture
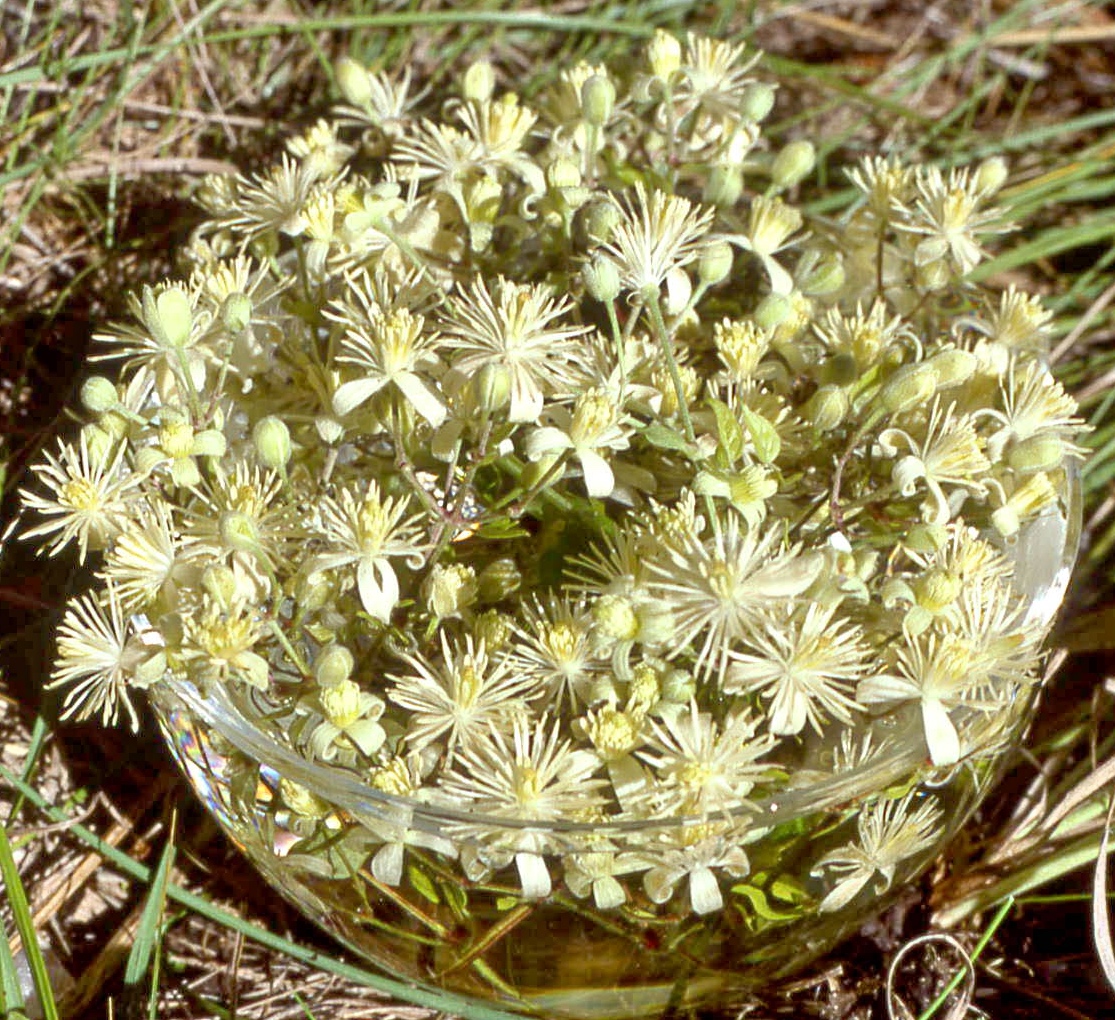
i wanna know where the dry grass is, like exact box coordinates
[3,2,1115,1018]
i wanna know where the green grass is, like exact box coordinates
[3,1,1115,1016]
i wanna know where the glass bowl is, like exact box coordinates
[151,473,1079,1020]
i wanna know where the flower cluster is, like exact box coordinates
[22,28,1083,939]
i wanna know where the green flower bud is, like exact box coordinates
[253,415,292,470]
[820,352,858,388]
[798,253,845,296]
[914,257,951,290]
[315,644,355,688]
[975,155,1008,195]
[149,286,192,348]
[477,557,521,602]
[584,254,622,303]
[425,563,478,620]
[336,57,372,108]
[82,423,116,465]
[927,347,977,389]
[581,73,616,127]
[201,563,238,608]
[915,567,962,613]
[221,292,253,334]
[474,609,512,651]
[697,241,734,287]
[703,164,743,207]
[662,267,693,316]
[771,140,815,190]
[1008,433,1064,474]
[739,82,776,122]
[879,362,938,414]
[581,200,621,244]
[905,522,949,554]
[805,384,850,432]
[219,510,261,554]
[754,293,792,330]
[462,60,496,103]
[81,376,118,414]
[472,362,511,412]
[546,157,582,192]
[647,29,682,80]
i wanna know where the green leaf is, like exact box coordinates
[740,405,781,465]
[708,397,744,464]
[641,422,698,456]
[0,823,59,1020]
[125,822,176,1020]
[731,883,803,923]
[408,865,441,905]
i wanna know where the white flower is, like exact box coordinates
[645,509,823,680]
[21,433,140,562]
[310,481,427,623]
[812,793,943,912]
[639,824,752,915]
[435,716,606,898]
[100,501,183,611]
[50,587,166,730]
[595,183,714,298]
[387,634,537,760]
[440,276,592,423]
[525,388,633,498]
[329,298,447,426]
[724,195,803,295]
[725,602,868,735]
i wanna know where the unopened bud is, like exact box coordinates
[581,200,621,244]
[546,157,582,192]
[805,384,850,431]
[927,347,977,389]
[703,164,743,207]
[698,241,733,287]
[81,376,118,414]
[753,293,792,330]
[315,644,355,688]
[473,363,511,412]
[202,563,238,607]
[821,352,858,388]
[474,609,512,650]
[915,257,951,290]
[221,292,253,334]
[82,423,116,465]
[593,594,640,641]
[879,362,938,414]
[584,254,622,303]
[771,140,815,190]
[424,563,478,620]
[336,57,372,108]
[798,253,845,296]
[151,286,192,348]
[975,156,1008,195]
[662,267,693,316]
[253,415,292,470]
[462,60,496,103]
[1008,433,1065,474]
[581,74,616,127]
[219,510,261,554]
[739,82,776,122]
[905,522,949,554]
[647,29,682,80]
[477,557,521,602]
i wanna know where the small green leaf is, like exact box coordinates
[708,397,744,463]
[641,423,698,456]
[495,895,520,911]
[731,883,802,923]
[740,405,781,464]
[408,865,441,905]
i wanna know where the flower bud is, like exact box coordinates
[703,164,743,207]
[336,57,372,108]
[315,416,345,445]
[81,376,118,415]
[753,293,792,330]
[927,347,977,389]
[201,563,238,608]
[424,563,478,620]
[474,609,511,650]
[462,60,496,103]
[915,567,962,614]
[82,423,116,465]
[975,155,1008,195]
[697,241,733,287]
[581,200,621,244]
[593,594,640,641]
[221,292,253,334]
[820,352,858,388]
[315,644,355,688]
[583,254,622,303]
[771,140,815,190]
[905,522,949,554]
[739,82,776,122]
[659,667,695,703]
[546,157,582,192]
[219,510,261,554]
[1008,433,1064,474]
[477,557,521,602]
[914,257,951,290]
[151,286,192,348]
[253,415,292,470]
[581,73,616,127]
[662,267,693,316]
[878,362,938,414]
[472,362,511,412]
[798,253,845,296]
[805,384,850,432]
[647,29,682,80]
